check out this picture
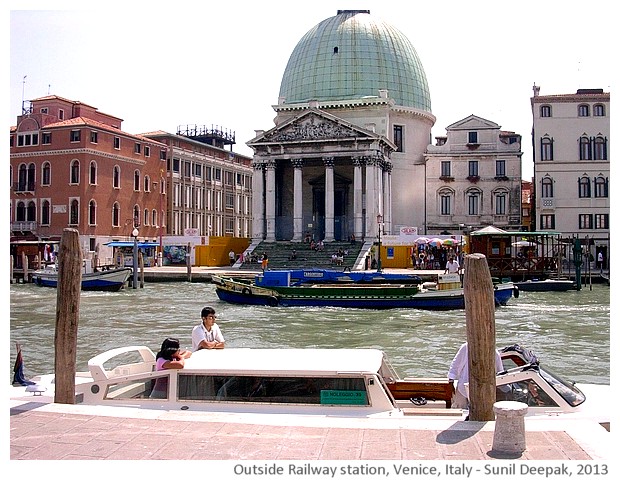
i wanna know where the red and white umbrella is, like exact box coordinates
[415,236,430,244]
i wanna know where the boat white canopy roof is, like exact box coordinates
[182,348,385,376]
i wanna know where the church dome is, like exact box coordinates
[278,10,431,111]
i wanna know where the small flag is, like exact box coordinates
[13,343,35,386]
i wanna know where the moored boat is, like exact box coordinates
[32,262,132,292]
[513,278,576,292]
[213,271,517,309]
[266,268,423,286]
[10,343,608,426]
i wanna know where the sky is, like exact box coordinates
[6,0,614,182]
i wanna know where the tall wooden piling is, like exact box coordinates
[54,228,82,404]
[21,252,28,283]
[186,242,192,282]
[139,250,145,288]
[463,253,497,421]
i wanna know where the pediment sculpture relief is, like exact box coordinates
[264,116,358,142]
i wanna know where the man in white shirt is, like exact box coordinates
[445,256,460,274]
[447,342,503,409]
[191,306,225,351]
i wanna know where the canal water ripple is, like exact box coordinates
[9,282,610,385]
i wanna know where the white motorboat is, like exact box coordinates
[10,344,608,428]
[32,261,132,292]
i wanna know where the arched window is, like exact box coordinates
[579,136,591,160]
[438,188,453,216]
[16,201,26,222]
[143,209,149,226]
[42,162,51,186]
[18,164,27,191]
[69,199,79,224]
[113,165,121,189]
[134,170,140,191]
[594,176,608,198]
[540,105,552,117]
[540,137,553,161]
[133,205,140,227]
[541,177,554,198]
[89,161,97,185]
[70,160,80,184]
[594,136,608,160]
[144,175,150,192]
[89,200,97,225]
[578,104,590,117]
[112,202,120,227]
[493,190,508,215]
[152,209,158,226]
[27,200,36,221]
[466,189,481,216]
[27,163,36,190]
[593,104,605,116]
[41,200,51,225]
[578,176,591,198]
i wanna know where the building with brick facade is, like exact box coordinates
[10,95,167,267]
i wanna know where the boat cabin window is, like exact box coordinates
[496,379,558,407]
[178,375,369,405]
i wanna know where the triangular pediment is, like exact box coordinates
[446,114,500,131]
[248,109,380,145]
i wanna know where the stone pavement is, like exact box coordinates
[10,401,608,461]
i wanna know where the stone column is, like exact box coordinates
[265,160,276,242]
[323,156,335,242]
[251,162,265,240]
[364,156,377,238]
[383,164,392,234]
[353,156,364,239]
[291,158,304,242]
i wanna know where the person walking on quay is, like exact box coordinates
[229,250,236,266]
[447,342,503,409]
[150,337,192,398]
[192,306,225,351]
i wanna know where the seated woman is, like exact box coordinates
[150,337,192,399]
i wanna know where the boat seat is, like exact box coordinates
[387,378,454,408]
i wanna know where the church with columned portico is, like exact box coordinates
[247,9,435,244]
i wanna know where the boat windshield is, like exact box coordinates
[538,366,585,407]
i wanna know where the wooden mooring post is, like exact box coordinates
[463,253,497,421]
[186,242,192,282]
[54,228,82,404]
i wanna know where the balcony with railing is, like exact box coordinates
[11,221,37,233]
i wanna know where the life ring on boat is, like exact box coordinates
[513,286,520,298]
[242,287,252,295]
[266,296,279,307]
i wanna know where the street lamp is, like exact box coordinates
[132,227,139,289]
[376,214,383,273]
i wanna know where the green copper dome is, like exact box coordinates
[279,10,431,111]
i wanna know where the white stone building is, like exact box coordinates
[247,10,435,243]
[425,115,523,235]
[531,87,610,265]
